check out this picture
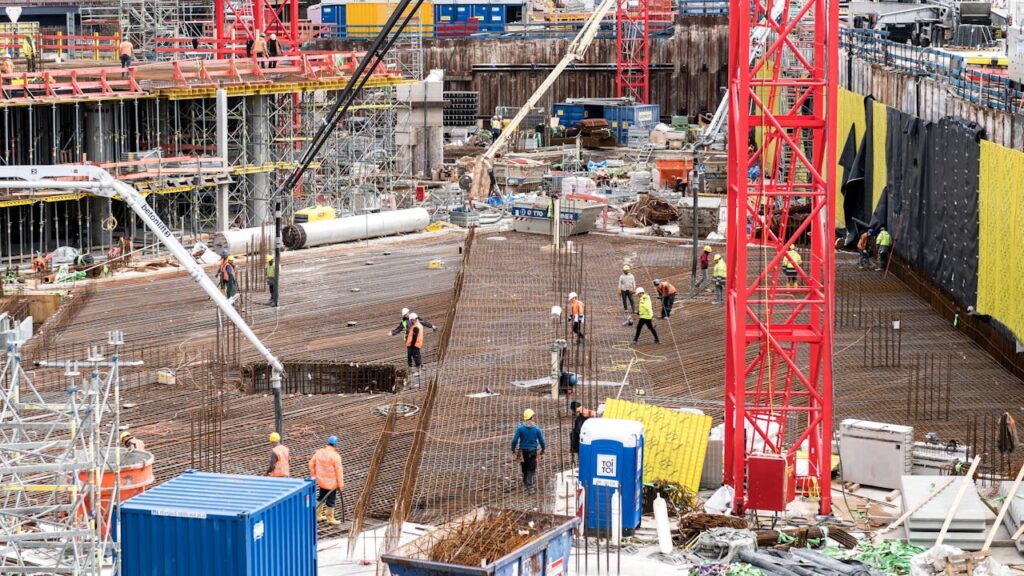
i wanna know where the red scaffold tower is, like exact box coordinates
[615,0,671,103]
[215,0,300,58]
[724,0,838,514]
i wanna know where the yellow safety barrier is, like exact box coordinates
[601,399,711,493]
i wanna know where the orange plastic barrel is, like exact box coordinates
[76,448,155,536]
[654,158,694,187]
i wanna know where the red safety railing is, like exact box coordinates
[0,32,119,61]
[0,67,142,102]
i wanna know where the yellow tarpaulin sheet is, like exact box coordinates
[977,140,1024,343]
[601,399,711,493]
[835,88,868,224]
[871,99,888,209]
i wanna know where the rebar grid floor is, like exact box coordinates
[15,230,1024,536]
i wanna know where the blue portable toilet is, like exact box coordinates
[579,418,644,537]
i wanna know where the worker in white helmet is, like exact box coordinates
[568,292,585,343]
[389,307,435,338]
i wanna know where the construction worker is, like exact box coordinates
[569,401,596,462]
[511,409,546,495]
[265,254,278,306]
[20,35,34,73]
[875,226,893,271]
[712,254,726,304]
[266,432,290,477]
[697,246,712,291]
[490,115,502,139]
[405,313,426,375]
[309,436,344,525]
[618,265,636,313]
[857,228,873,269]
[118,38,133,69]
[568,292,585,343]
[120,431,145,451]
[267,34,279,69]
[632,287,659,344]
[782,245,801,288]
[653,279,676,319]
[31,253,47,273]
[389,307,435,337]
[1,55,13,76]
[219,255,238,298]
[252,33,266,68]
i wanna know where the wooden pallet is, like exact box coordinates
[944,550,991,575]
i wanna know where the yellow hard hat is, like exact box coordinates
[622,265,630,272]
[227,255,236,262]
[714,254,722,261]
[789,245,798,252]
[269,432,281,443]
[704,246,713,253]
[523,408,535,420]
[265,254,274,262]
[119,431,132,442]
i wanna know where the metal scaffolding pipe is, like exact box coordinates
[281,208,430,250]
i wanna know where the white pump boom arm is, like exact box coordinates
[468,0,619,199]
[0,165,285,377]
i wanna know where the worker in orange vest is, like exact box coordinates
[1,55,13,76]
[406,313,425,376]
[251,33,266,68]
[309,436,344,525]
[218,253,237,298]
[31,253,48,273]
[653,278,676,319]
[118,38,133,69]
[568,292,585,343]
[266,432,290,477]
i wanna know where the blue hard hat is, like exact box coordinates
[220,250,229,258]
[569,373,578,386]
[327,435,338,446]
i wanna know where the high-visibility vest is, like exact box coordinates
[713,260,727,279]
[309,446,344,490]
[406,322,423,348]
[571,299,585,318]
[270,444,290,477]
[657,282,676,297]
[265,261,276,279]
[877,230,893,247]
[221,262,233,282]
[637,294,654,319]
[783,251,801,271]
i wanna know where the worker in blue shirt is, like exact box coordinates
[511,409,546,495]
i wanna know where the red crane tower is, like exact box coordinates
[724,0,838,514]
[215,0,300,58]
[615,0,672,103]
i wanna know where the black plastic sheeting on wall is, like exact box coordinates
[839,96,876,241]
[874,109,982,308]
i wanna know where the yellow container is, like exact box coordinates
[345,1,434,38]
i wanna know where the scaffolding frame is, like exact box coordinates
[0,322,137,574]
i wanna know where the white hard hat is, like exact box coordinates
[270,33,277,40]
[402,307,410,316]
[635,287,645,294]
[408,313,418,320]
[568,292,577,300]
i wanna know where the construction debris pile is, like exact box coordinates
[622,194,680,226]
[425,510,550,566]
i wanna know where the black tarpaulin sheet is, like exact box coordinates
[883,108,981,308]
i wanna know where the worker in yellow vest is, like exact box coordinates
[712,254,726,304]
[782,245,802,288]
[875,227,893,271]
[266,432,290,477]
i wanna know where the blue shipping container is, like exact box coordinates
[472,4,505,31]
[121,471,318,576]
[321,4,339,24]
[435,4,454,22]
[603,104,660,144]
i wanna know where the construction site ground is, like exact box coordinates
[26,227,1024,543]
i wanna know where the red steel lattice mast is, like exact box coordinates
[215,0,300,58]
[724,0,838,514]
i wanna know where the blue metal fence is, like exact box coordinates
[841,28,1022,113]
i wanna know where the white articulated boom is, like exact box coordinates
[0,165,285,381]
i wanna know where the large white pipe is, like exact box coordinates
[282,208,430,250]
[210,227,271,256]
